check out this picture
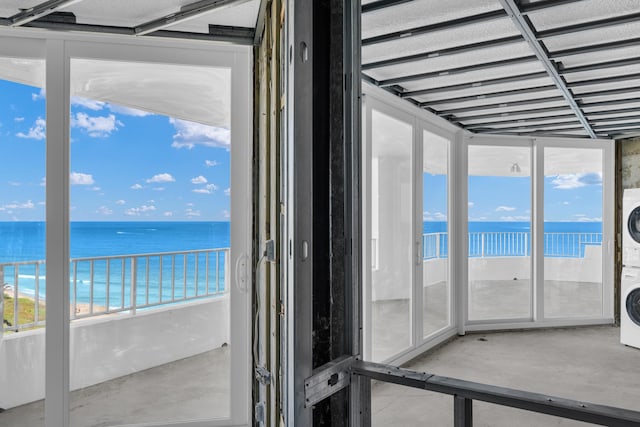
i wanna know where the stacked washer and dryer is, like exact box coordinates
[622,188,640,349]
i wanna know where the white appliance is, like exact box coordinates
[623,188,640,268]
[621,267,640,349]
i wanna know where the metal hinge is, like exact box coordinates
[255,365,273,385]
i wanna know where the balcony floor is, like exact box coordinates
[0,346,229,427]
[372,325,640,426]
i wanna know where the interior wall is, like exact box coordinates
[617,136,640,324]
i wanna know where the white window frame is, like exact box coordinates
[0,28,252,427]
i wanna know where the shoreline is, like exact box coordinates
[3,285,103,317]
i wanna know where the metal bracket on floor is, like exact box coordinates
[304,355,355,407]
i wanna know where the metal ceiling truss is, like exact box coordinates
[549,37,640,59]
[7,0,83,27]
[361,0,412,14]
[536,11,640,39]
[567,72,640,88]
[362,35,524,71]
[423,84,557,106]
[1,0,255,45]
[378,55,537,87]
[464,113,578,128]
[499,0,596,138]
[438,95,565,115]
[362,9,506,46]
[400,71,549,98]
[452,105,572,122]
[473,119,582,133]
[519,0,584,14]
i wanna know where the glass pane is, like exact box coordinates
[544,147,603,318]
[369,109,413,361]
[69,58,232,425]
[468,145,531,321]
[0,57,46,426]
[422,130,449,337]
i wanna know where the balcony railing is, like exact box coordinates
[1,248,229,333]
[422,231,602,260]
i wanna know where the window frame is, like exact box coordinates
[0,28,252,427]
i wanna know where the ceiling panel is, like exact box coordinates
[442,99,570,117]
[460,109,576,125]
[366,41,532,81]
[563,64,640,83]
[583,101,640,113]
[169,0,260,32]
[397,61,546,92]
[543,21,640,52]
[527,0,640,31]
[411,76,554,101]
[424,89,562,111]
[0,1,43,18]
[60,0,194,28]
[555,45,640,69]
[571,78,640,94]
[362,0,501,39]
[362,17,519,64]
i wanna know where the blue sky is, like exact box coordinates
[424,170,602,223]
[1,79,230,221]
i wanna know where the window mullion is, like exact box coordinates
[45,38,71,427]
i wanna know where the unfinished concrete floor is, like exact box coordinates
[0,346,229,427]
[372,325,640,426]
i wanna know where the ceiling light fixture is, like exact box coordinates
[135,0,251,36]
[10,0,84,27]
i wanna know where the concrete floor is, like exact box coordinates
[0,346,229,427]
[372,326,640,426]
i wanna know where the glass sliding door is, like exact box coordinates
[467,144,532,321]
[0,53,46,426]
[367,105,414,362]
[421,129,450,337]
[543,147,603,318]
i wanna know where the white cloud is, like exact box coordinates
[116,199,126,205]
[70,172,95,185]
[32,88,46,101]
[169,118,230,149]
[192,183,218,194]
[9,181,21,186]
[146,173,175,184]
[222,210,230,219]
[17,117,46,140]
[124,204,156,216]
[191,175,207,184]
[71,112,123,138]
[71,97,106,111]
[1,200,35,210]
[563,201,570,205]
[107,104,151,117]
[131,183,143,190]
[205,160,219,167]
[500,215,530,221]
[224,188,231,196]
[576,216,602,222]
[185,208,201,217]
[152,187,165,191]
[468,202,474,207]
[164,211,174,217]
[14,117,24,122]
[550,172,602,190]
[97,206,113,215]
[496,206,516,212]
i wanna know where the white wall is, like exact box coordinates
[0,297,229,409]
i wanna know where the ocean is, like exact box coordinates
[0,221,230,307]
[1,221,602,306]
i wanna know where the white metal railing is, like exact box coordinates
[1,248,229,333]
[422,231,602,260]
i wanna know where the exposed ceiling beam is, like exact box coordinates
[592,123,640,131]
[399,71,548,98]
[537,12,640,39]
[362,10,506,46]
[438,95,565,115]
[549,37,640,59]
[499,0,596,138]
[589,115,640,124]
[560,57,640,75]
[135,0,251,36]
[464,113,577,128]
[472,120,582,133]
[567,72,640,88]
[378,55,537,87]
[362,0,412,14]
[362,35,523,70]
[0,18,11,26]
[22,20,253,44]
[9,0,84,27]
[449,105,571,121]
[420,85,557,106]
[581,97,640,109]
[473,130,591,138]
[575,86,640,100]
[585,106,640,118]
[519,0,584,14]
